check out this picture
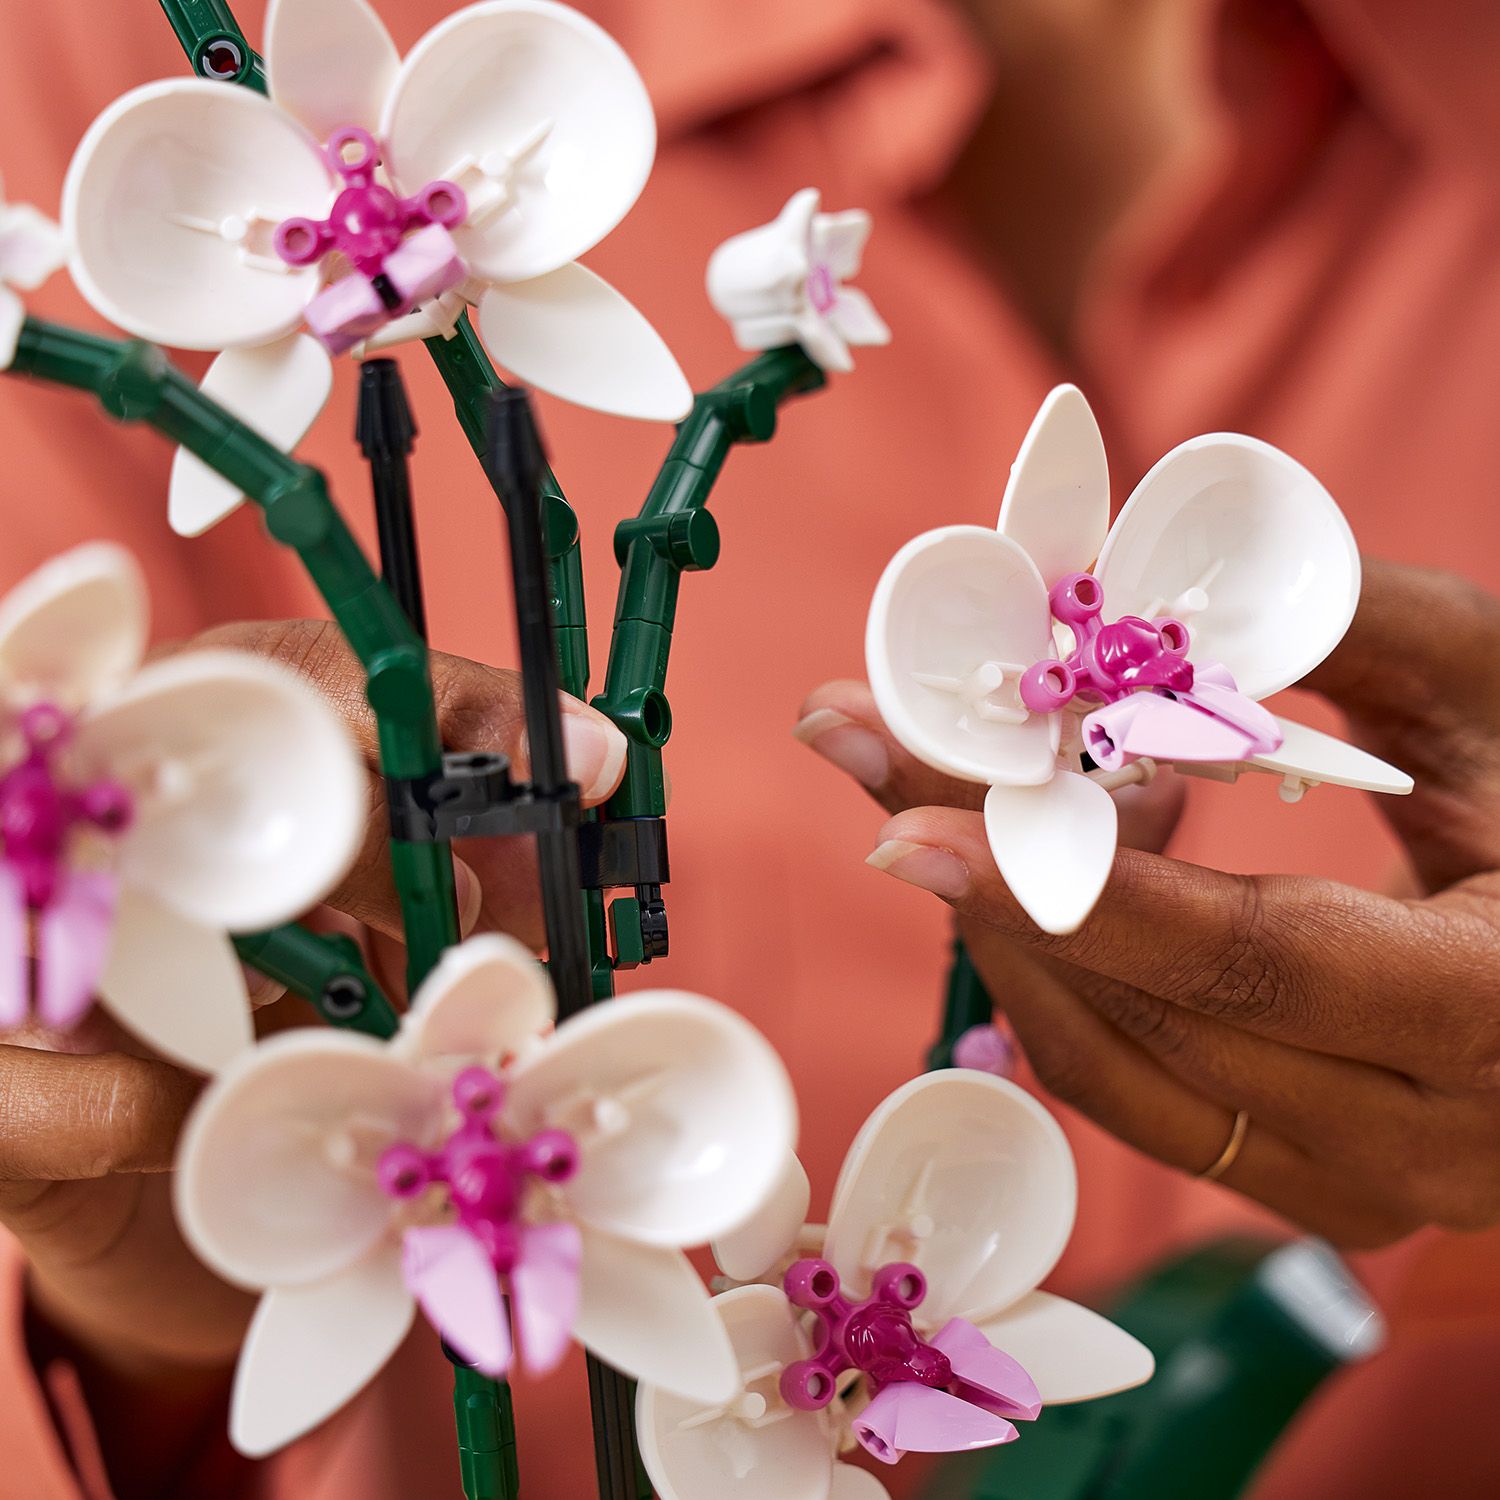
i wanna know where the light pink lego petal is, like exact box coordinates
[975,1291,1155,1405]
[265,0,400,143]
[76,650,365,934]
[505,992,796,1249]
[230,1241,414,1458]
[1177,682,1282,755]
[403,1224,512,1377]
[636,1283,833,1500]
[175,1029,443,1290]
[854,1384,1018,1464]
[574,1227,739,1404]
[931,1317,1042,1421]
[0,864,29,1029]
[829,287,890,350]
[1249,717,1413,796]
[0,542,147,708]
[169,337,333,538]
[96,885,252,1073]
[477,270,691,422]
[867,526,1059,788]
[824,1073,1075,1329]
[63,80,330,351]
[35,870,117,1031]
[0,286,22,371]
[399,933,555,1068]
[1082,694,1257,771]
[996,385,1111,590]
[1096,434,1360,701]
[384,2,656,282]
[0,203,67,290]
[983,774,1118,936]
[813,209,873,280]
[513,1220,583,1376]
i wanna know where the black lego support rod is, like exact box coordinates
[488,389,642,1499]
[486,388,590,1017]
[357,359,429,641]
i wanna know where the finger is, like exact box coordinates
[961,922,1410,1248]
[795,679,1185,850]
[0,1045,199,1186]
[190,620,627,942]
[1303,560,1500,886]
[868,805,1500,1086]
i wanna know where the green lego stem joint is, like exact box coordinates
[157,0,266,90]
[234,926,399,1040]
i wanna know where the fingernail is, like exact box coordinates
[793,709,889,789]
[453,856,483,937]
[241,965,287,1011]
[561,712,628,802]
[866,839,970,899]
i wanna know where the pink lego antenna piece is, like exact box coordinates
[779,1257,1039,1462]
[275,126,468,355]
[380,1065,583,1378]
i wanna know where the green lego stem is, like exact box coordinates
[926,934,994,1071]
[157,0,266,90]
[234,926,398,1039]
[593,346,824,817]
[5,319,457,988]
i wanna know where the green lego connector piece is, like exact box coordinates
[157,0,266,91]
[926,934,995,1071]
[233,926,399,1039]
[929,1238,1379,1500]
[452,1363,520,1500]
[593,346,823,820]
[5,319,458,991]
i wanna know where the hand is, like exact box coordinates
[797,561,1500,1249]
[4,620,627,1483]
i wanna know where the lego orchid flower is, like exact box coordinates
[174,933,797,1456]
[866,385,1413,935]
[708,188,890,373]
[0,174,65,370]
[63,0,692,538]
[638,1072,1153,1500]
[0,543,364,1071]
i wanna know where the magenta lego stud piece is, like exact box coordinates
[275,126,469,355]
[952,1023,1018,1078]
[0,703,134,1029]
[779,1257,1041,1462]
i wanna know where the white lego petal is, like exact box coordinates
[64,79,330,350]
[169,336,333,536]
[384,0,656,282]
[1248,717,1413,796]
[265,0,400,143]
[983,773,1119,936]
[813,209,872,281]
[824,1072,1076,1327]
[0,286,21,370]
[790,308,853,373]
[997,385,1111,589]
[866,525,1060,787]
[175,1029,443,1290]
[229,1242,415,1457]
[0,202,67,290]
[505,992,797,1248]
[828,287,890,351]
[830,1466,893,1500]
[99,888,252,1074]
[707,188,817,330]
[399,933,556,1066]
[637,1284,834,1500]
[477,267,691,422]
[1096,435,1360,701]
[974,1291,1154,1404]
[575,1229,739,1403]
[74,651,365,933]
[0,542,147,708]
[712,1153,811,1283]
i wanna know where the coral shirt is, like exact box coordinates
[3,0,1500,1495]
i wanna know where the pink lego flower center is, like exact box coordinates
[378,1066,579,1276]
[807,263,838,315]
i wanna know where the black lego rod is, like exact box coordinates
[357,359,428,640]
[488,389,642,1500]
[486,389,589,1017]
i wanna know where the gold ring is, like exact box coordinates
[1199,1109,1250,1182]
